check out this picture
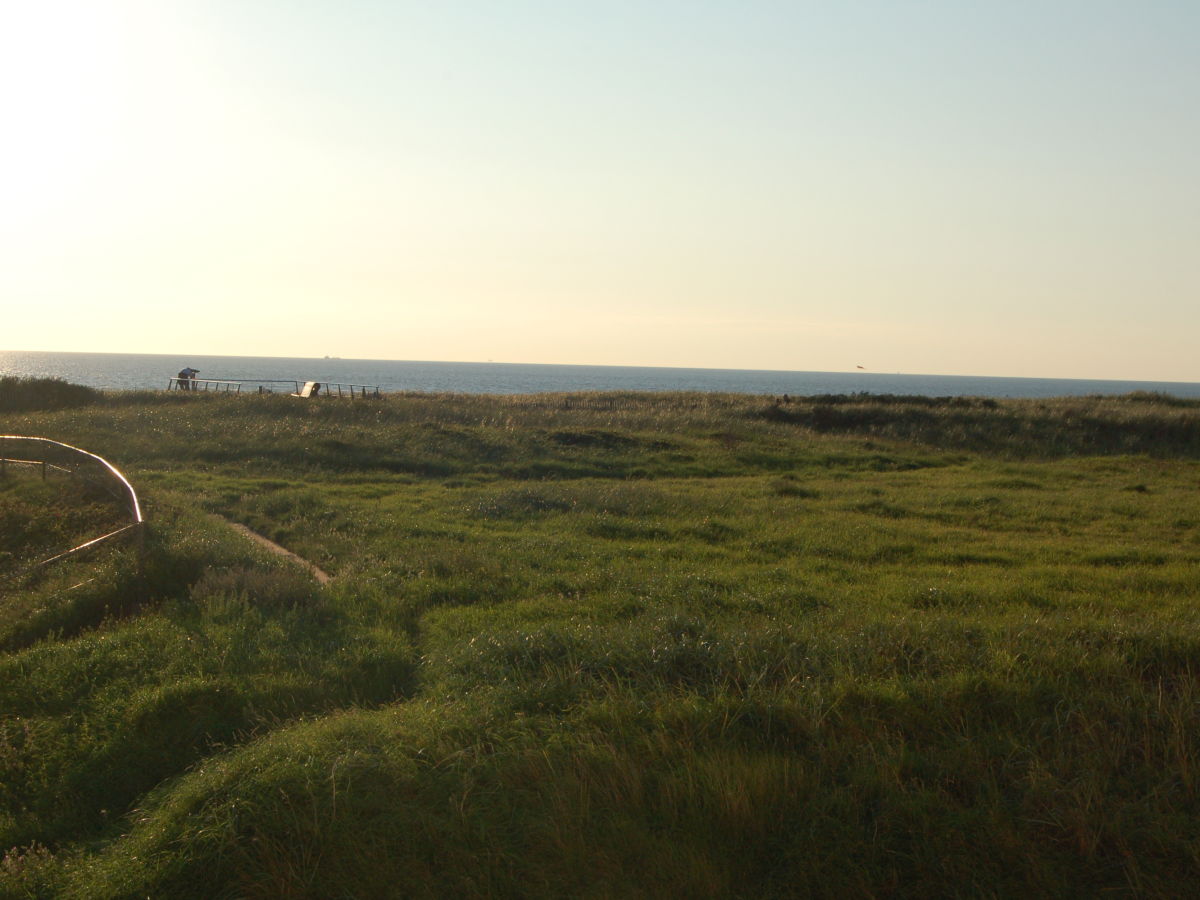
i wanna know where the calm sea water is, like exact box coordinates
[2,350,1198,399]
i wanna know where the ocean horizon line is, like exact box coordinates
[2,349,1198,398]
[3,348,1196,388]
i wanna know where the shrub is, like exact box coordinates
[0,377,101,413]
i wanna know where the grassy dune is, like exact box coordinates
[2,384,1200,897]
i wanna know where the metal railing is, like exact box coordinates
[251,380,304,394]
[0,436,145,581]
[295,382,382,399]
[168,377,251,393]
[166,377,381,398]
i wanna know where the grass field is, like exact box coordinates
[2,381,1199,897]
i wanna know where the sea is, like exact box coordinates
[2,350,1199,399]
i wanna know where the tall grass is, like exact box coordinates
[0,474,125,578]
[0,378,101,413]
[2,387,1200,896]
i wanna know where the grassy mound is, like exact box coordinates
[2,390,1200,896]
[0,378,101,413]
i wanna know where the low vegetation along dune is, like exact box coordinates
[2,379,1200,896]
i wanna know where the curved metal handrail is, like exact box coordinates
[0,436,144,581]
[0,436,142,523]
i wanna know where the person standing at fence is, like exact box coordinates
[177,367,199,389]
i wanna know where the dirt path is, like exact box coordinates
[222,519,332,584]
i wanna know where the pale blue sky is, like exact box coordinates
[2,1,1197,379]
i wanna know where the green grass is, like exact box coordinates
[2,389,1200,897]
[0,474,125,573]
[0,377,101,414]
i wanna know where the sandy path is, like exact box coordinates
[222,519,332,584]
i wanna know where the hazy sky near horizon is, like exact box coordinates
[2,1,1197,381]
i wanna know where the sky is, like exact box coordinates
[1,1,1197,381]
